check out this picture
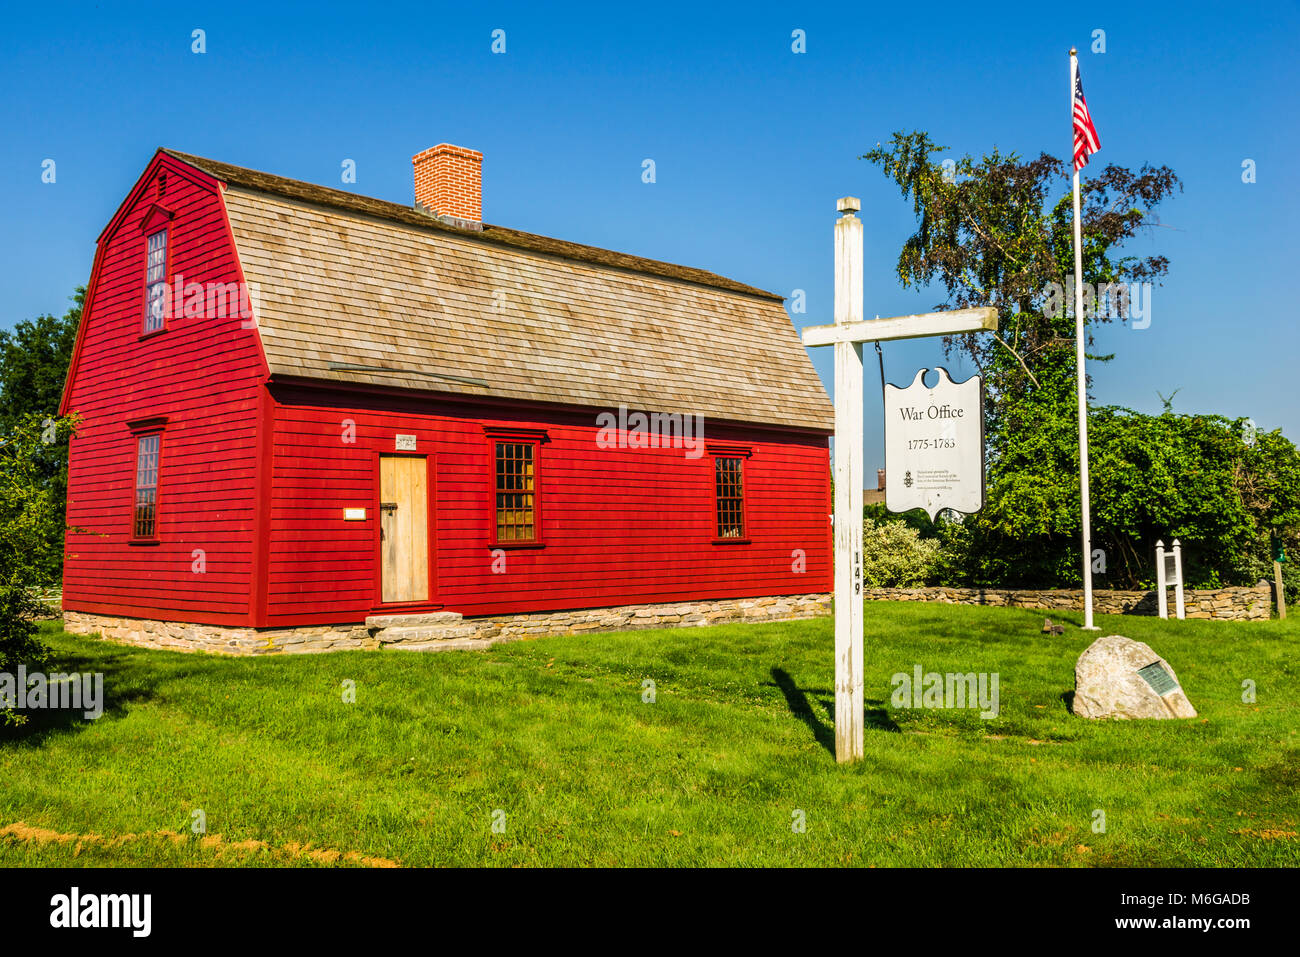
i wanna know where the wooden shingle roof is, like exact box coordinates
[163,149,834,432]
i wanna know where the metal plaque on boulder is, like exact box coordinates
[1137,661,1179,696]
[884,367,984,519]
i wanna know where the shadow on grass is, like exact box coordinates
[768,667,899,755]
[1,641,167,748]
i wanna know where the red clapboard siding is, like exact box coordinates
[61,153,268,625]
[263,383,831,625]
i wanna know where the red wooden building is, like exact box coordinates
[60,146,833,651]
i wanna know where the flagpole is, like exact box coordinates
[1070,47,1098,631]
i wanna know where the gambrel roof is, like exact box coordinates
[163,149,834,432]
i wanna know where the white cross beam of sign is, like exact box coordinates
[800,197,996,764]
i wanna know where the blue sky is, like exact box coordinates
[3,0,1296,463]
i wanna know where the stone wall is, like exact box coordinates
[861,583,1272,621]
[61,593,832,656]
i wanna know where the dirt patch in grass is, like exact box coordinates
[1230,827,1298,841]
[0,821,400,867]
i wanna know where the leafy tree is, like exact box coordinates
[0,288,82,582]
[862,132,1184,585]
[1,414,76,725]
[0,287,81,428]
[861,133,1178,410]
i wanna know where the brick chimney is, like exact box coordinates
[412,144,483,227]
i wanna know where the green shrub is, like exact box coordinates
[861,517,941,587]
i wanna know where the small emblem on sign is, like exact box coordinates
[903,470,913,488]
[395,434,417,451]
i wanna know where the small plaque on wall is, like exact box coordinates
[343,508,367,521]
[395,434,417,451]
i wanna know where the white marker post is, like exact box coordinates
[802,197,996,763]
[1155,538,1186,620]
[1156,539,1168,619]
[1172,539,1186,620]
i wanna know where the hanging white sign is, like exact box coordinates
[884,367,984,519]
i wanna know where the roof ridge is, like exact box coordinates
[159,148,783,302]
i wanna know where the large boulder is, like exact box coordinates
[1073,635,1197,720]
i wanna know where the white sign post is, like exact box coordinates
[801,197,996,763]
[1155,539,1185,620]
[884,368,985,519]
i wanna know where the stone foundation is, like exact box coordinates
[60,613,376,656]
[61,593,832,656]
[861,583,1271,621]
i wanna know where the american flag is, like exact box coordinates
[1073,66,1101,172]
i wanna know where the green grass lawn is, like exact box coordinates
[2,603,1297,867]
